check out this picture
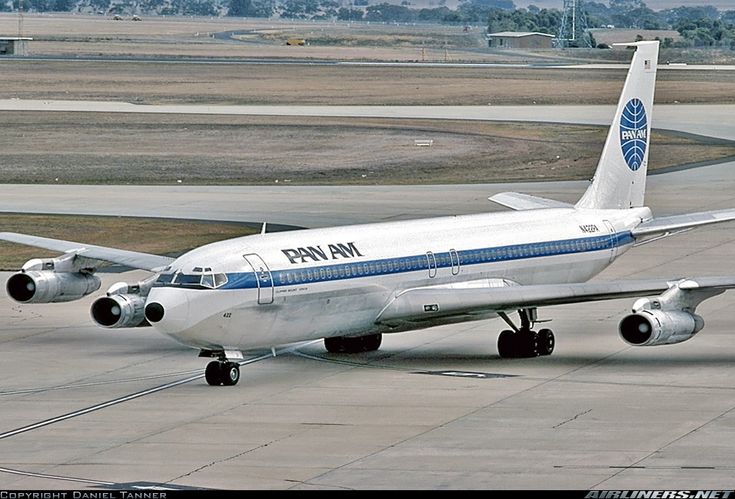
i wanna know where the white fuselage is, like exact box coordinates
[146,206,651,352]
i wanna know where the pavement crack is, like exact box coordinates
[553,409,592,429]
[165,433,298,484]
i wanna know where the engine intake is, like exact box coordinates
[91,293,149,328]
[619,310,704,346]
[6,271,101,304]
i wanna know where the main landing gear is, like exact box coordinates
[497,309,555,359]
[324,333,382,354]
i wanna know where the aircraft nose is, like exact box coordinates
[145,302,165,323]
[145,288,190,336]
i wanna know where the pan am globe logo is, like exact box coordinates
[619,98,648,171]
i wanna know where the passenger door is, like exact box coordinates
[243,253,274,305]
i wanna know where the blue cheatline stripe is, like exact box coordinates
[208,231,635,291]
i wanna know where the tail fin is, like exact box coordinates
[576,41,659,210]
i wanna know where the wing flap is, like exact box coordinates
[0,232,174,271]
[633,208,735,237]
[489,192,573,211]
[376,277,735,325]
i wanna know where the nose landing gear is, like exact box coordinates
[204,360,241,386]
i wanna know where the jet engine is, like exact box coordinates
[6,255,101,304]
[90,278,155,329]
[619,309,704,346]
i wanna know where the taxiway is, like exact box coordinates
[1,103,735,489]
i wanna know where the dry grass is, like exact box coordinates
[0,113,732,186]
[1,60,735,106]
[0,214,257,270]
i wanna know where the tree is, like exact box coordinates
[337,6,362,20]
[228,0,251,16]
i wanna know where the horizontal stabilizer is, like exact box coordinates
[632,208,735,237]
[488,192,573,211]
[0,232,174,271]
[376,277,735,325]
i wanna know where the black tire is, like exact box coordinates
[324,336,347,353]
[205,361,223,386]
[360,334,382,352]
[497,329,516,358]
[222,362,240,386]
[325,334,382,354]
[520,329,540,357]
[538,328,555,356]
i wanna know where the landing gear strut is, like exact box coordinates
[497,309,555,359]
[324,333,382,354]
[204,360,241,386]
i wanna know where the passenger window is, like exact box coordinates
[287,272,293,284]
[319,269,326,279]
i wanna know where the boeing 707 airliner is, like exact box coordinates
[4,41,735,386]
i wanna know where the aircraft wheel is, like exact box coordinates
[497,329,517,358]
[521,329,540,357]
[222,362,240,386]
[359,333,382,352]
[324,336,347,353]
[538,328,555,356]
[205,361,223,386]
[325,334,382,353]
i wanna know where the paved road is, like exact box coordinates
[2,100,734,141]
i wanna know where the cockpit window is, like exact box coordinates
[154,269,228,289]
[200,274,215,288]
[174,273,202,285]
[155,273,175,285]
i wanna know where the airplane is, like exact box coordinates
[3,41,735,387]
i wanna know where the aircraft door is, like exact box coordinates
[449,248,460,275]
[603,220,618,263]
[426,251,437,278]
[243,253,274,304]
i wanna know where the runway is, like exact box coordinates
[2,100,735,489]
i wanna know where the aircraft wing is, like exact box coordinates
[0,232,174,272]
[375,277,735,325]
[632,208,735,237]
[488,192,573,211]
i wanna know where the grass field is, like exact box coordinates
[0,113,732,185]
[0,214,257,270]
[2,60,735,106]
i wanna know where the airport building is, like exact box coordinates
[0,36,32,55]
[487,31,554,49]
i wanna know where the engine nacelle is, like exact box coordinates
[6,270,101,304]
[619,310,704,346]
[91,293,149,328]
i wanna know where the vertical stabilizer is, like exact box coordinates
[576,41,659,210]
